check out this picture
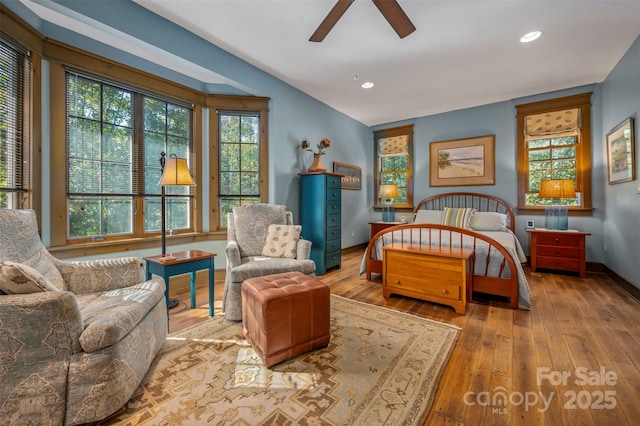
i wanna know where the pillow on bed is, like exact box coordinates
[442,207,476,228]
[469,211,508,232]
[413,209,444,224]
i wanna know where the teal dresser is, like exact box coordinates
[299,172,342,275]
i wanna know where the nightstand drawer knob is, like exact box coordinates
[555,238,560,243]
[442,289,448,294]
[396,279,401,285]
[555,249,560,254]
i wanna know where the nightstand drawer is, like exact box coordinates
[536,234,581,247]
[536,256,581,271]
[536,246,580,259]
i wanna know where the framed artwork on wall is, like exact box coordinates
[333,162,362,190]
[429,135,495,186]
[606,117,635,184]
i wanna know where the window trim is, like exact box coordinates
[373,124,414,210]
[0,6,43,221]
[47,39,205,247]
[206,94,269,231]
[516,93,593,215]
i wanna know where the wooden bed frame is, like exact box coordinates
[364,192,520,309]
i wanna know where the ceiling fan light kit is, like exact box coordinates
[310,0,416,42]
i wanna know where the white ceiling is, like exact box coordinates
[29,0,640,126]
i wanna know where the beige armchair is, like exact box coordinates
[0,209,167,425]
[223,204,316,321]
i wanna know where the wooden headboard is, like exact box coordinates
[414,192,515,232]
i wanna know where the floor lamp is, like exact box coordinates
[378,184,399,222]
[538,179,576,230]
[158,152,195,308]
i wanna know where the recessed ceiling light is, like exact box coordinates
[361,82,374,89]
[520,30,543,43]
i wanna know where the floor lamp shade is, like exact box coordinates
[158,154,195,261]
[378,184,399,222]
[539,179,576,230]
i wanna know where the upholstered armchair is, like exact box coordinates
[0,209,168,425]
[223,204,316,321]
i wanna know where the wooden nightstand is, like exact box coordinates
[527,229,590,277]
[369,221,402,238]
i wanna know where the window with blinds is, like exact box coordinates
[218,111,261,227]
[66,71,194,240]
[0,35,31,209]
[516,93,592,211]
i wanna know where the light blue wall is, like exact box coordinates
[601,35,640,289]
[372,84,606,263]
[3,1,638,284]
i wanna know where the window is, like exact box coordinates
[207,95,268,230]
[217,111,260,227]
[0,35,31,209]
[65,71,194,240]
[373,124,414,209]
[516,93,592,214]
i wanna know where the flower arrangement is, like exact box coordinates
[300,138,331,156]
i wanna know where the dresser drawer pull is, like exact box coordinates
[396,279,401,285]
[442,289,448,294]
[332,205,337,209]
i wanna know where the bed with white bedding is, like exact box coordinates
[361,192,531,310]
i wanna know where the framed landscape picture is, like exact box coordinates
[429,135,495,186]
[333,162,362,190]
[606,117,635,184]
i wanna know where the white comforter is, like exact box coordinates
[360,228,531,310]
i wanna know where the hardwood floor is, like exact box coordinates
[167,249,640,425]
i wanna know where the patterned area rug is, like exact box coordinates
[99,295,460,425]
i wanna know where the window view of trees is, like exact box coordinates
[66,72,193,239]
[380,154,408,204]
[0,38,30,209]
[526,136,578,206]
[218,112,260,227]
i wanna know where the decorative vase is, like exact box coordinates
[308,154,327,173]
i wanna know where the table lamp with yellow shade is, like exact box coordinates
[378,184,398,223]
[538,179,576,230]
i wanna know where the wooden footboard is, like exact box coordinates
[364,224,519,309]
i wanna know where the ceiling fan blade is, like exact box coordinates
[309,0,354,42]
[372,0,416,38]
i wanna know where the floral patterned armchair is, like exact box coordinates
[223,204,316,321]
[0,209,168,425]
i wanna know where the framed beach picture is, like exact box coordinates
[333,162,362,190]
[606,117,635,184]
[429,135,495,186]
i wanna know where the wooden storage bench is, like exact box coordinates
[382,243,474,314]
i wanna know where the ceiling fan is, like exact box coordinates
[309,0,416,42]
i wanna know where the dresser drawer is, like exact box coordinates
[326,239,340,254]
[327,175,342,188]
[536,256,581,271]
[536,234,581,247]
[536,246,580,259]
[326,227,341,241]
[386,273,461,301]
[327,213,341,228]
[326,201,340,214]
[325,252,341,269]
[326,188,341,201]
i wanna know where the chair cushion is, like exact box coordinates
[229,257,316,283]
[77,280,165,353]
[0,261,60,294]
[233,204,288,257]
[261,224,302,258]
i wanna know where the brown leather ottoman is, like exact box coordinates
[242,271,330,368]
